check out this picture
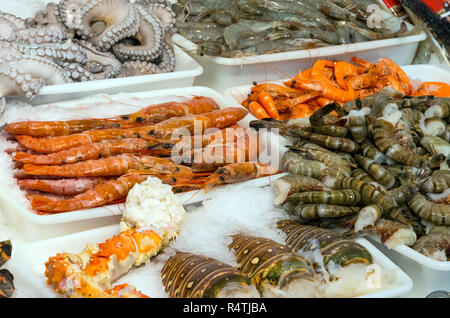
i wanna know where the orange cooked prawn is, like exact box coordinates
[17,177,110,195]
[4,96,220,137]
[22,154,195,177]
[15,107,249,153]
[13,138,170,165]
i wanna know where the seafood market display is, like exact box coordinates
[0,0,449,299]
[174,0,418,58]
[2,95,279,213]
[251,87,450,261]
[241,57,450,120]
[0,240,14,298]
[0,0,177,100]
[43,177,387,298]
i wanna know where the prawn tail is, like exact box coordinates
[200,175,222,193]
[13,152,36,164]
[30,195,57,212]
[22,164,48,175]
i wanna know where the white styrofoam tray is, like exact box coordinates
[25,45,204,105]
[6,224,413,298]
[367,238,449,298]
[173,22,426,93]
[0,86,286,242]
[223,64,450,120]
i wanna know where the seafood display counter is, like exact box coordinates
[0,0,449,300]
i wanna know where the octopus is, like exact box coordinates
[0,0,177,102]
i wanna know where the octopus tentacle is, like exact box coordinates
[77,0,139,50]
[156,40,176,73]
[112,4,164,62]
[26,3,64,29]
[118,40,175,77]
[59,0,90,30]
[0,67,45,99]
[144,2,176,32]
[0,12,26,41]
[0,40,88,67]
[118,60,162,77]
[61,62,95,82]
[3,54,72,85]
[0,11,26,30]
[75,39,122,79]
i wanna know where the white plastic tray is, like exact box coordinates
[367,238,449,298]
[173,29,425,93]
[0,86,286,242]
[26,46,204,105]
[223,65,450,120]
[7,224,412,298]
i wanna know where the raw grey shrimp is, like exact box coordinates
[394,95,436,112]
[282,150,326,180]
[293,204,361,220]
[395,108,424,149]
[288,129,359,154]
[273,174,328,205]
[226,39,302,57]
[428,225,450,235]
[421,136,450,159]
[307,125,349,138]
[223,19,290,50]
[360,141,386,164]
[387,168,430,205]
[372,118,444,168]
[409,192,450,226]
[423,97,450,120]
[442,125,450,143]
[309,102,346,126]
[281,28,340,45]
[346,112,368,144]
[196,40,226,56]
[290,143,352,178]
[291,142,352,179]
[351,169,377,185]
[328,177,399,214]
[412,233,450,261]
[354,154,396,189]
[191,0,241,25]
[422,118,447,137]
[176,22,224,43]
[420,170,450,193]
[320,2,362,26]
[257,9,327,29]
[252,0,334,29]
[288,189,361,206]
[337,21,410,41]
[249,118,348,138]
